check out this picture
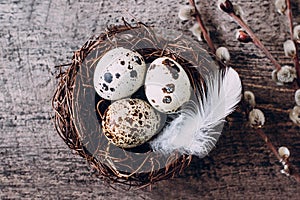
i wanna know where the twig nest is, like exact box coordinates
[249,109,265,128]
[52,22,241,187]
[102,98,162,148]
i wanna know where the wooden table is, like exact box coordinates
[1,0,300,199]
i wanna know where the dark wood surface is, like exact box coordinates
[1,0,300,199]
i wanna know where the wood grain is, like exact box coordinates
[1,0,300,199]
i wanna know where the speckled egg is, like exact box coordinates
[102,98,162,148]
[93,47,146,100]
[145,57,191,113]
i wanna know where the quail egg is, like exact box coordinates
[102,98,162,148]
[93,47,146,101]
[144,57,191,113]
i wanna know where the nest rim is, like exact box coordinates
[52,21,221,188]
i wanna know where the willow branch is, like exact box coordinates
[257,129,300,183]
[229,13,282,71]
[286,0,300,85]
[189,0,216,53]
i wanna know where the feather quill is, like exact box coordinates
[150,67,242,157]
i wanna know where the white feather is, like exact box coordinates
[150,67,242,157]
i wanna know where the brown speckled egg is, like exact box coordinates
[102,98,162,148]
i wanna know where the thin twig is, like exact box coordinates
[256,129,300,183]
[286,0,294,40]
[256,129,281,161]
[229,13,282,71]
[286,0,300,85]
[189,0,216,53]
[293,44,300,85]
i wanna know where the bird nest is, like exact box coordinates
[52,21,222,188]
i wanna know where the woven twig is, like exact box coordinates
[52,21,219,187]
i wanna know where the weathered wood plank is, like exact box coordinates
[1,0,300,199]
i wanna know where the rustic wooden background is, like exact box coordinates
[1,0,300,199]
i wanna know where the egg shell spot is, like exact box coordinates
[102,98,162,148]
